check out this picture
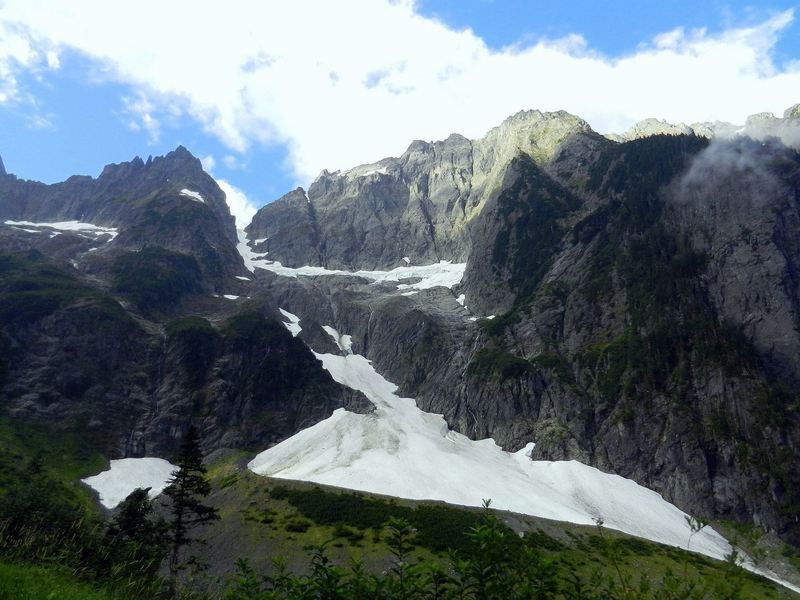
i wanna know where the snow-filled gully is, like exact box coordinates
[248,326,800,593]
[78,294,798,591]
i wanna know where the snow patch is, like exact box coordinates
[456,293,466,306]
[401,291,418,296]
[235,276,251,281]
[223,294,240,300]
[249,349,732,564]
[402,256,410,264]
[234,231,463,291]
[322,325,353,354]
[180,188,205,203]
[4,220,118,240]
[82,458,177,509]
[236,229,270,273]
[247,258,465,292]
[279,308,301,337]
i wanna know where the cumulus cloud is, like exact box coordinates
[121,92,161,143]
[216,178,257,229]
[0,1,798,183]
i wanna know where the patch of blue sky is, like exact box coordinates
[0,52,294,210]
[418,0,798,61]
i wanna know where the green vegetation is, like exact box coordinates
[0,417,107,514]
[0,251,104,325]
[466,347,535,382]
[0,418,170,599]
[166,317,220,388]
[164,425,219,591]
[269,485,481,554]
[221,311,335,410]
[491,155,581,303]
[112,247,203,313]
[218,498,788,599]
[0,561,124,600]
[0,427,795,599]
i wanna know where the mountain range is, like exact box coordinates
[1,105,800,587]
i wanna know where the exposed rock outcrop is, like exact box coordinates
[247,110,604,270]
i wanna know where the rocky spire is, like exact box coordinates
[0,154,6,176]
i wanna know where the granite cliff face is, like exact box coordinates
[2,106,800,548]
[246,110,605,270]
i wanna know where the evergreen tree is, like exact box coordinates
[104,487,167,580]
[163,425,219,595]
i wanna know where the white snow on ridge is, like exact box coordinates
[234,231,465,292]
[249,352,730,559]
[4,220,118,240]
[236,229,270,273]
[260,258,464,291]
[180,188,205,203]
[223,294,240,300]
[456,293,466,306]
[279,308,302,336]
[322,325,353,354]
[82,458,177,509]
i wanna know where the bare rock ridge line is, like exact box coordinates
[1,103,800,562]
[246,110,603,271]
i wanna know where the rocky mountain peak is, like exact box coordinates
[479,109,594,162]
[0,154,6,176]
[785,103,800,120]
[615,118,695,141]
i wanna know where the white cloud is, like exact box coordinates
[223,154,245,170]
[200,154,215,172]
[0,1,798,183]
[216,177,257,229]
[121,92,160,143]
[25,112,54,130]
[197,153,256,227]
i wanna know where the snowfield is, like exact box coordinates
[279,308,302,336]
[180,188,205,203]
[4,220,118,240]
[236,230,465,291]
[248,339,799,592]
[82,458,177,509]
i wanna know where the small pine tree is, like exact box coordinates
[163,425,219,595]
[105,487,167,579]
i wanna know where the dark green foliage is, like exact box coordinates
[112,247,203,313]
[269,485,482,554]
[530,352,576,387]
[0,445,169,598]
[466,347,535,381]
[163,425,219,591]
[103,488,168,580]
[491,155,581,302]
[586,134,709,198]
[166,317,220,388]
[222,311,335,409]
[0,251,101,325]
[215,502,786,599]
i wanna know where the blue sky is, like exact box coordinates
[0,1,798,225]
